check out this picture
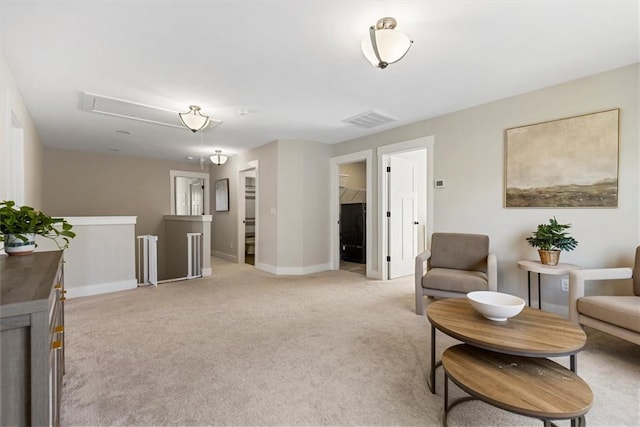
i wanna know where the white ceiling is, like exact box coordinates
[2,1,638,162]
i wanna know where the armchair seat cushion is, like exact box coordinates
[577,296,640,334]
[422,268,489,294]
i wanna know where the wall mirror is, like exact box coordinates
[170,170,210,215]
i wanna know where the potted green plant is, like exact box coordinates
[0,200,75,256]
[526,216,578,265]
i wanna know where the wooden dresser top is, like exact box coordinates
[1,251,62,317]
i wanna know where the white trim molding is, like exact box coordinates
[163,215,212,222]
[212,250,238,263]
[65,216,137,226]
[67,279,138,299]
[255,262,331,276]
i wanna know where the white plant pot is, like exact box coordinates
[4,233,36,256]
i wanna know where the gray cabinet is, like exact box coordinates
[1,251,65,426]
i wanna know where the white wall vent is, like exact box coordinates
[81,92,221,130]
[342,109,397,128]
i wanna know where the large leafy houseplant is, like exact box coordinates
[526,216,578,265]
[0,200,75,254]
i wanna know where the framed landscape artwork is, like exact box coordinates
[505,109,619,208]
[215,178,229,212]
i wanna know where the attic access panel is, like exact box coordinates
[81,92,221,130]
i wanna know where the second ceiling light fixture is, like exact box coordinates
[179,105,227,165]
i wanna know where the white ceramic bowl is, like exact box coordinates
[467,291,525,321]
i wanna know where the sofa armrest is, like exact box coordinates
[415,250,431,282]
[568,267,633,324]
[487,253,497,292]
[415,250,432,315]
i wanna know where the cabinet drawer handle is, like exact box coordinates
[52,341,63,350]
[54,325,64,334]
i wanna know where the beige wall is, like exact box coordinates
[333,63,639,312]
[1,50,43,207]
[301,141,331,268]
[340,162,366,190]
[35,218,138,297]
[276,140,332,270]
[210,141,279,267]
[210,139,331,273]
[277,141,304,269]
[339,161,366,204]
[42,147,204,279]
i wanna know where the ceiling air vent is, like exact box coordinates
[80,92,221,130]
[342,109,397,128]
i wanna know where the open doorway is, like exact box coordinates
[243,172,256,265]
[339,162,366,275]
[238,160,259,267]
[330,150,373,278]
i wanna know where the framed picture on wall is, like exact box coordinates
[215,178,229,212]
[505,109,619,208]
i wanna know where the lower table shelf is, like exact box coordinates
[442,344,592,426]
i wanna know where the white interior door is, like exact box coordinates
[388,156,418,279]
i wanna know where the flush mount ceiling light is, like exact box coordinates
[361,17,413,69]
[179,105,210,132]
[210,150,228,166]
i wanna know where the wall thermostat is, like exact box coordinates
[434,179,445,189]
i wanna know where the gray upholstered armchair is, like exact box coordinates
[568,246,640,345]
[415,233,497,315]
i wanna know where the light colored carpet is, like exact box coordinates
[340,260,366,275]
[61,258,639,426]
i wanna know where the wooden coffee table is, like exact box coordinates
[426,298,586,393]
[442,344,592,427]
[426,298,589,426]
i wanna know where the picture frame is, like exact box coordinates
[504,109,619,208]
[215,178,229,212]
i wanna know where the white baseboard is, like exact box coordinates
[212,251,238,263]
[67,279,138,299]
[298,263,331,275]
[255,262,331,276]
[369,269,383,280]
[255,262,277,275]
[202,267,212,276]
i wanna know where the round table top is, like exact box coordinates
[517,259,579,275]
[442,344,593,420]
[427,298,586,357]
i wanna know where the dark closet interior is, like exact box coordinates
[340,203,366,264]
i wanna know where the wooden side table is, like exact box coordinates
[442,344,592,426]
[517,260,579,309]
